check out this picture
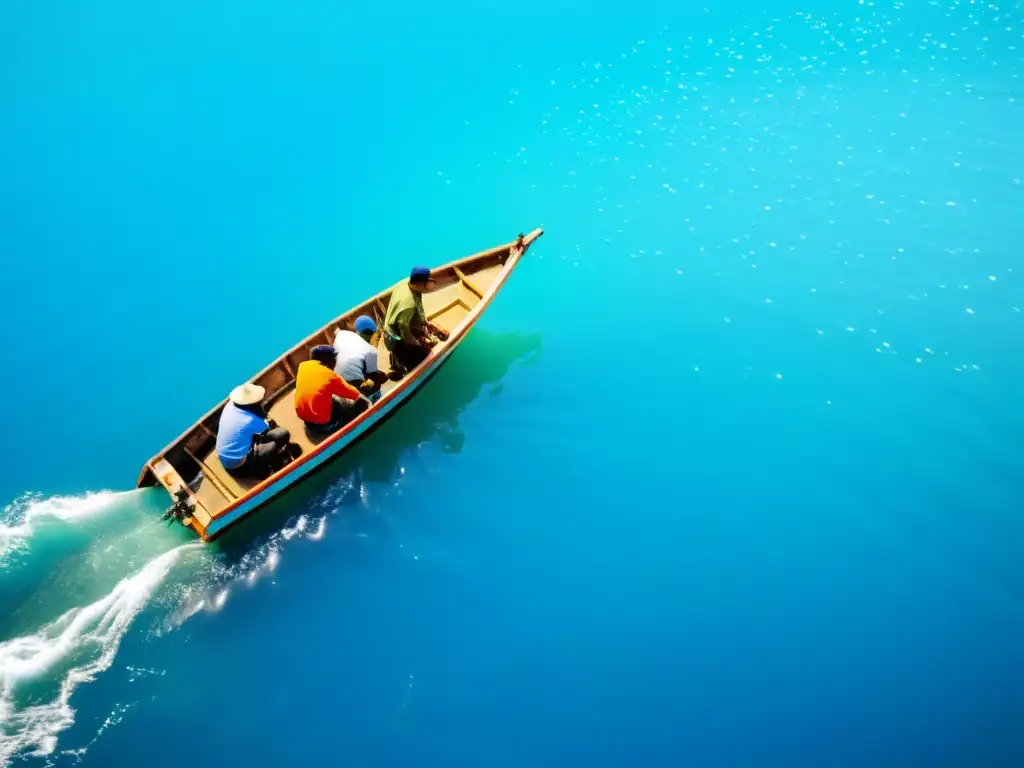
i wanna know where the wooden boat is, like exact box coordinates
[138,228,544,541]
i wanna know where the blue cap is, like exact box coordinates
[410,266,434,284]
[310,344,337,363]
[354,315,376,334]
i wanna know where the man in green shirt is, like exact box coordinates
[383,266,449,376]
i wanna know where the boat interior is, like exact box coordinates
[140,245,518,532]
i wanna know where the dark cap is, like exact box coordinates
[310,344,337,364]
[410,266,435,285]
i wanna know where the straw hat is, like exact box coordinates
[229,382,266,406]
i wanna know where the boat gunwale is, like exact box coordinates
[139,227,543,530]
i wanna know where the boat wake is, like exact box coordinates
[163,472,365,631]
[0,543,201,764]
[0,488,202,765]
[0,330,541,764]
[0,477,361,765]
[0,491,131,563]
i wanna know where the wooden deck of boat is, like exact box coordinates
[158,256,517,529]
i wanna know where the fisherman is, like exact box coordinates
[383,266,449,376]
[294,345,369,436]
[333,315,388,403]
[215,382,298,478]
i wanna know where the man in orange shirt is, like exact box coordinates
[294,345,369,436]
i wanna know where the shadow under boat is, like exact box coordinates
[210,327,542,557]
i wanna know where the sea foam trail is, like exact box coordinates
[0,542,202,764]
[0,491,133,562]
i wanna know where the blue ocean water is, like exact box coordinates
[2,0,1023,765]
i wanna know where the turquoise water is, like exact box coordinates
[2,1,1023,764]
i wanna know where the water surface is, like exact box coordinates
[1,1,1022,765]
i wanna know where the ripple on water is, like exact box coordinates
[457,1,1023,505]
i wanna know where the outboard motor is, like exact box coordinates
[162,486,195,527]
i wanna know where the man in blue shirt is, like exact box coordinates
[215,382,297,478]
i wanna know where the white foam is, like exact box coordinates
[0,543,200,762]
[0,491,130,561]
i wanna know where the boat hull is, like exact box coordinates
[138,228,543,541]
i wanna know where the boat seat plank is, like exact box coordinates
[427,297,468,322]
[457,283,481,311]
[198,450,261,497]
[193,474,231,517]
[267,393,326,454]
[430,304,469,334]
[453,266,484,299]
[184,446,241,500]
[421,282,463,318]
